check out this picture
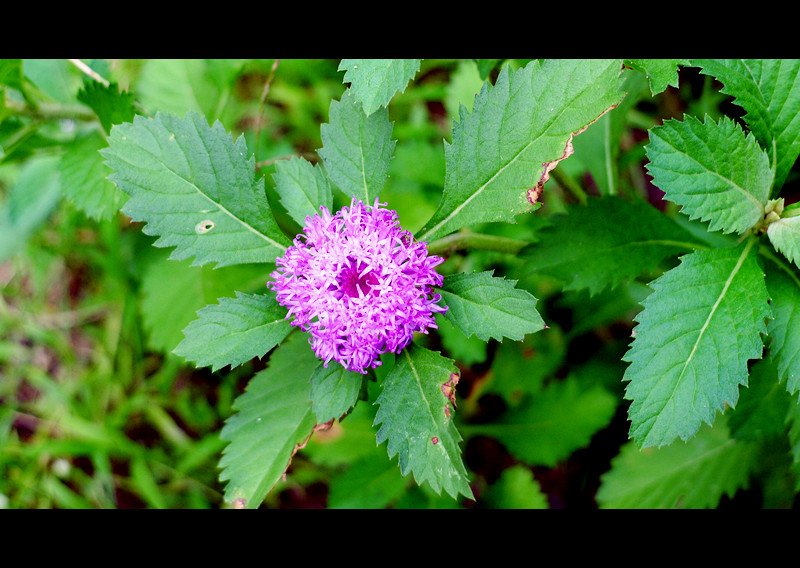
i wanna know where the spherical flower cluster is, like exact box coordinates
[268,198,448,374]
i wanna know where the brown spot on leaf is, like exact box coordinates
[432,437,439,445]
[442,372,460,419]
[233,498,247,509]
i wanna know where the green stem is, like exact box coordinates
[426,232,528,256]
[549,167,588,205]
[4,99,96,122]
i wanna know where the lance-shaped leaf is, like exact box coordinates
[522,196,706,295]
[623,239,770,448]
[102,111,290,268]
[318,89,395,204]
[218,333,319,508]
[767,214,800,270]
[416,59,626,243]
[597,417,759,509]
[437,271,545,341]
[646,115,772,235]
[309,363,364,424]
[271,156,333,227]
[339,59,421,116]
[692,59,800,190]
[764,262,800,397]
[373,344,472,500]
[174,291,292,372]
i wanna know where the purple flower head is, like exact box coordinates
[268,198,447,374]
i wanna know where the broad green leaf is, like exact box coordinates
[76,81,137,134]
[218,333,319,508]
[764,262,800,397]
[462,377,616,467]
[646,115,772,235]
[309,363,364,423]
[139,251,270,353]
[767,214,800,269]
[318,90,395,204]
[626,58,681,95]
[136,59,245,122]
[373,344,472,500]
[102,111,290,268]
[174,291,292,372]
[437,270,545,342]
[522,196,706,295]
[623,239,770,448]
[597,417,759,508]
[434,314,488,366]
[59,131,127,221]
[728,358,791,441]
[0,155,61,262]
[481,465,549,509]
[271,156,332,227]
[572,69,649,196]
[339,59,421,116]
[416,59,626,243]
[327,453,410,509]
[692,59,800,190]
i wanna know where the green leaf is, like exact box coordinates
[327,453,410,509]
[692,59,800,190]
[102,111,290,268]
[0,155,61,262]
[626,59,681,95]
[522,196,706,295]
[728,358,791,441]
[309,363,364,423]
[76,81,137,134]
[764,262,800,397]
[0,59,24,91]
[174,291,293,372]
[417,59,626,243]
[437,270,545,341]
[373,344,472,500]
[623,239,770,448]
[139,252,270,353]
[338,59,421,116]
[463,377,616,467]
[58,131,127,221]
[318,90,395,204]
[271,156,333,227]
[767,215,800,269]
[597,417,759,508]
[136,59,245,122]
[218,333,319,508]
[481,465,549,509]
[646,115,772,235]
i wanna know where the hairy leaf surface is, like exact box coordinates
[103,111,290,267]
[623,240,770,448]
[339,59,421,116]
[218,333,318,508]
[373,344,472,500]
[767,214,800,269]
[523,196,705,295]
[646,115,771,235]
[309,363,364,424]
[272,156,332,227]
[417,59,626,243]
[174,291,292,372]
[318,90,395,204]
[692,58,800,190]
[437,270,545,341]
[764,262,800,397]
[597,418,759,508]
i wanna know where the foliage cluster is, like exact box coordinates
[2,58,799,509]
